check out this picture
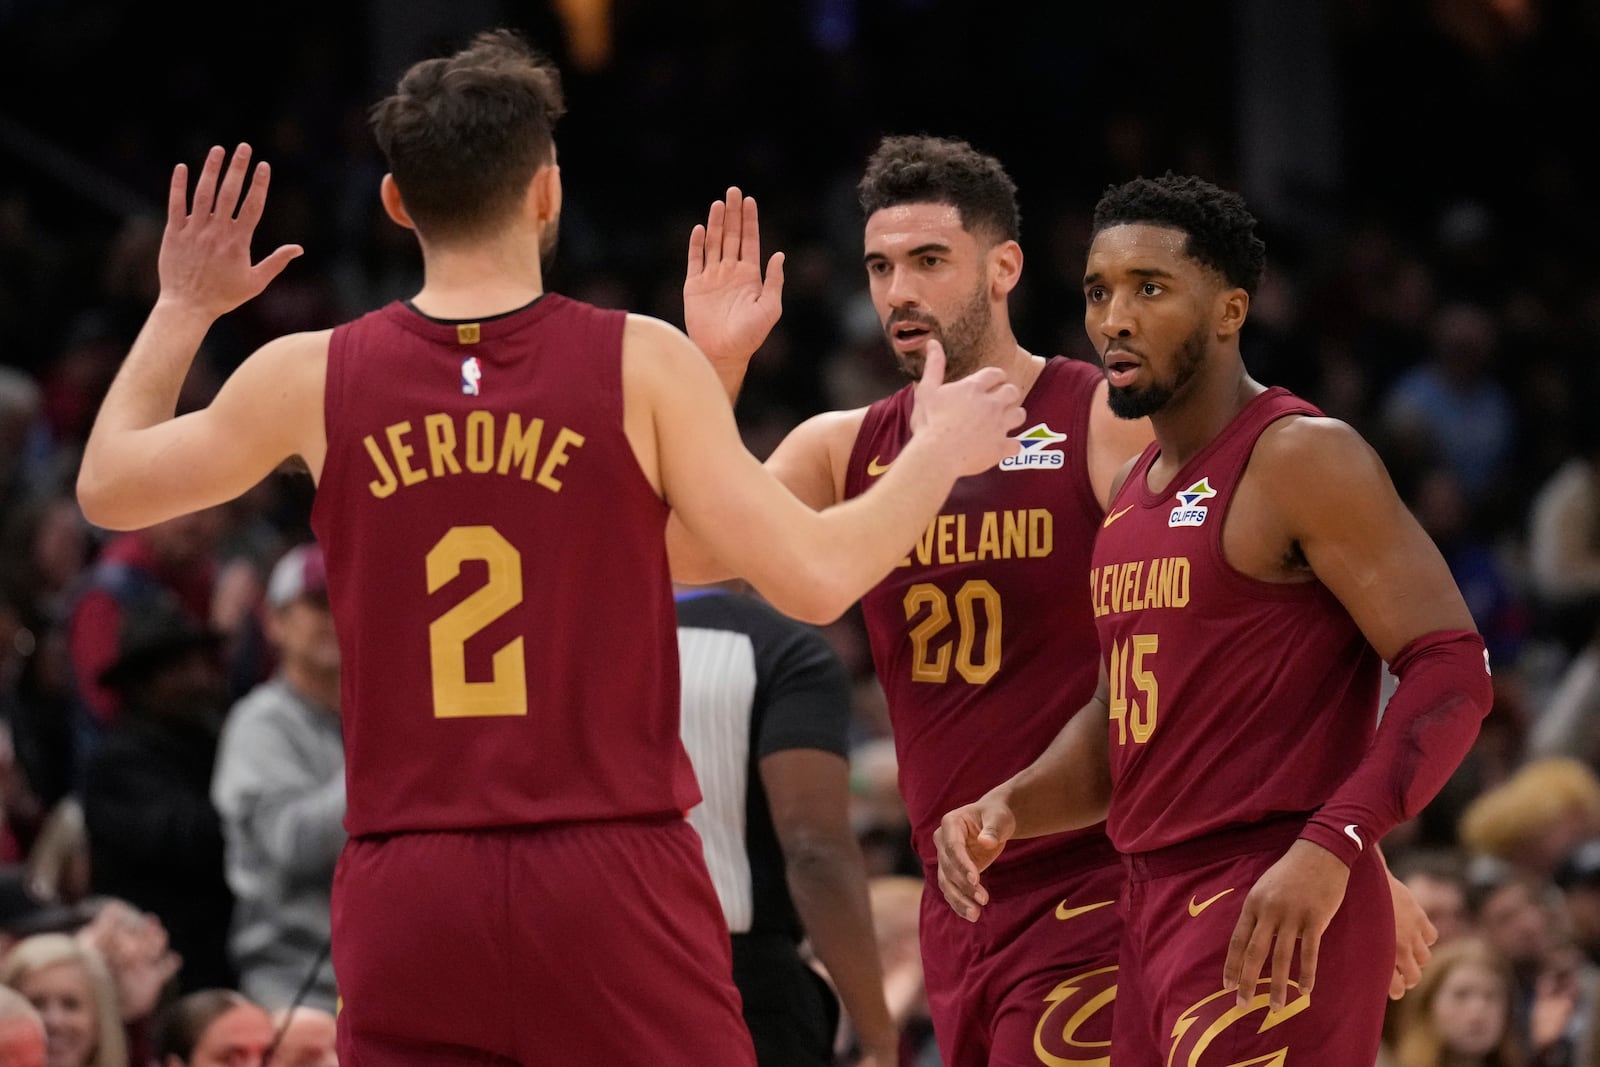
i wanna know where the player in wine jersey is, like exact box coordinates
[935,173,1494,1066]
[72,31,1031,1067]
[672,136,1154,1066]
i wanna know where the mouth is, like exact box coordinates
[1103,350,1142,388]
[888,319,936,353]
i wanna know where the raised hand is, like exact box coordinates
[933,794,1017,922]
[159,142,303,321]
[910,340,1025,477]
[683,186,785,370]
[1222,839,1350,1011]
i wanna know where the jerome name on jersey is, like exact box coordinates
[360,409,585,499]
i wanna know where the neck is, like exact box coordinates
[282,663,341,713]
[983,326,1044,394]
[1147,353,1263,471]
[410,232,546,320]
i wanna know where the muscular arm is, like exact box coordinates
[1254,417,1491,863]
[665,409,862,585]
[763,749,897,1062]
[630,316,1020,623]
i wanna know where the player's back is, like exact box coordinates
[313,294,699,837]
[1090,387,1382,854]
[845,356,1113,870]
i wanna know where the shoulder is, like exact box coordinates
[786,406,870,453]
[1250,413,1395,516]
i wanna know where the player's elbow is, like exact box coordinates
[75,463,137,531]
[758,568,857,626]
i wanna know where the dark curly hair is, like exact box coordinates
[1091,173,1265,295]
[857,135,1020,243]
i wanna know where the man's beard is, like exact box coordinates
[888,278,991,383]
[1106,324,1207,419]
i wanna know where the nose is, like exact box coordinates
[1092,290,1135,339]
[883,267,921,311]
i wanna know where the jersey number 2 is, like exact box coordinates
[426,525,528,718]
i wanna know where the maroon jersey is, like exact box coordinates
[845,357,1109,867]
[1090,387,1382,854]
[313,295,699,837]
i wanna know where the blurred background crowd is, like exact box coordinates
[3,0,1600,1064]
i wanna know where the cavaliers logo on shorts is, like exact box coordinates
[1032,964,1116,1067]
[1166,981,1310,1066]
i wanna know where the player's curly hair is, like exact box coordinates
[370,28,566,242]
[1091,173,1266,295]
[857,134,1020,243]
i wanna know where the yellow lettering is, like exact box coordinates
[912,521,937,567]
[1141,560,1161,609]
[977,512,1000,561]
[1089,568,1102,618]
[937,515,956,564]
[954,515,976,562]
[386,422,427,487]
[424,414,462,477]
[1171,557,1190,607]
[1003,511,1026,559]
[464,411,496,473]
[1028,509,1052,558]
[535,427,585,491]
[497,415,545,478]
[363,435,399,499]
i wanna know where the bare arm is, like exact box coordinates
[932,671,1112,921]
[76,144,320,530]
[666,408,863,585]
[629,320,1023,623]
[763,749,897,1065]
[1223,415,1489,1011]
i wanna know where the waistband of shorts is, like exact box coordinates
[1122,813,1311,882]
[350,811,686,843]
[923,830,1123,896]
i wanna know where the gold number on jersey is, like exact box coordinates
[426,525,528,718]
[904,581,1001,685]
[1107,634,1158,745]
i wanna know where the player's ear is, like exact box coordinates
[379,174,416,231]
[530,161,562,226]
[991,239,1023,299]
[1216,286,1248,340]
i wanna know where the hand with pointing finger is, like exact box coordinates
[910,339,1025,478]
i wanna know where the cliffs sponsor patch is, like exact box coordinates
[1168,477,1216,528]
[1000,422,1067,472]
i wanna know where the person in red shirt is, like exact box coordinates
[935,173,1492,1066]
[71,29,1024,1067]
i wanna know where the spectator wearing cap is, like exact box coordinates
[79,590,235,993]
[211,542,342,1015]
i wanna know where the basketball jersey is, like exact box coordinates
[313,295,699,837]
[844,356,1109,867]
[1090,387,1382,854]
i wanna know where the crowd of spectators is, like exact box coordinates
[2,1,1600,1064]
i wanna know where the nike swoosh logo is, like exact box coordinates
[1102,504,1135,528]
[866,456,892,477]
[1344,823,1364,850]
[1055,899,1116,921]
[1187,888,1235,917]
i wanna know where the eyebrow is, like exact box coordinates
[863,242,953,266]
[1082,266,1176,287]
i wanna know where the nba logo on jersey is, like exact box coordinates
[1168,477,1216,527]
[999,423,1067,471]
[461,357,482,396]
